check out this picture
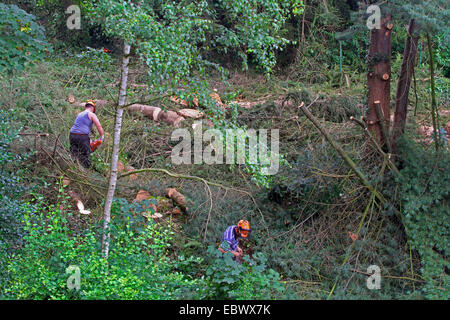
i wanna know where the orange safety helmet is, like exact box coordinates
[85,100,96,113]
[237,220,251,238]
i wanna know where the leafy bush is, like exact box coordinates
[0,109,31,297]
[0,3,52,72]
[204,245,287,299]
[398,138,449,299]
[3,197,207,299]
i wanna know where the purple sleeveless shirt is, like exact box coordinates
[70,111,93,134]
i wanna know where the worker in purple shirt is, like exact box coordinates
[69,100,104,169]
[218,220,251,263]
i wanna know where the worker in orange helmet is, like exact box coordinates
[69,100,104,168]
[218,220,251,263]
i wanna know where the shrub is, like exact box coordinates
[3,197,207,299]
[0,3,52,72]
[0,109,30,297]
[398,137,449,299]
[204,245,287,299]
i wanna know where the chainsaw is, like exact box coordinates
[90,139,102,152]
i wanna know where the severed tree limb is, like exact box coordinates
[298,102,387,205]
[350,116,400,176]
[119,168,251,194]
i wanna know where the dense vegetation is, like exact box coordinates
[0,0,448,300]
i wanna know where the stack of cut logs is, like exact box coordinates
[67,90,225,128]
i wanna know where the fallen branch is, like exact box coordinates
[350,269,425,283]
[350,116,400,176]
[298,102,387,205]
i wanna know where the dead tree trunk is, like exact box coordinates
[367,14,393,147]
[102,42,131,259]
[391,19,421,154]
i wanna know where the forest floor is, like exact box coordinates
[1,53,449,299]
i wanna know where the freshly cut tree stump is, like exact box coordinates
[165,188,187,212]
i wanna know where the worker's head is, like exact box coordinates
[237,220,251,238]
[85,100,96,113]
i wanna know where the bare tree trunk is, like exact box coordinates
[391,19,420,154]
[366,14,393,146]
[102,42,131,259]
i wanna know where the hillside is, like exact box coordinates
[0,0,448,302]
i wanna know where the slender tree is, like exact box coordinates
[102,42,130,258]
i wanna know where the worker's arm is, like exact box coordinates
[218,241,242,257]
[89,112,104,139]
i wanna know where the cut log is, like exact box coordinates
[160,111,185,127]
[127,104,162,121]
[177,109,205,119]
[165,188,187,212]
[67,97,110,109]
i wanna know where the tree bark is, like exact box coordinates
[366,14,393,146]
[102,42,131,259]
[391,19,420,154]
[427,33,440,151]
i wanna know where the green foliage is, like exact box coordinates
[205,245,287,299]
[3,196,207,299]
[0,109,30,298]
[291,0,305,17]
[398,138,450,299]
[211,0,292,74]
[399,0,450,35]
[0,3,52,72]
[87,0,293,91]
[75,47,113,72]
[435,33,450,77]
